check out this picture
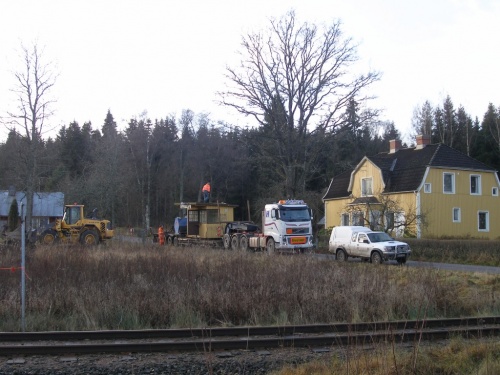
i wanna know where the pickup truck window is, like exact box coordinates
[367,232,393,243]
[358,233,367,243]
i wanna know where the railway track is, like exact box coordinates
[1,316,499,356]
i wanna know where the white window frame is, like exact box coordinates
[361,177,373,197]
[492,187,498,196]
[470,174,481,195]
[443,172,455,194]
[452,207,461,223]
[478,211,489,232]
[424,183,431,193]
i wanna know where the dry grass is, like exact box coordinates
[273,338,500,375]
[0,241,499,332]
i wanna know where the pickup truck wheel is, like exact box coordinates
[371,251,383,264]
[231,235,239,250]
[336,249,348,262]
[80,229,99,246]
[240,235,249,251]
[223,234,231,249]
[266,238,275,255]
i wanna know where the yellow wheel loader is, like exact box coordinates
[39,204,114,245]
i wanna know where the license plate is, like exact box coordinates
[291,237,306,244]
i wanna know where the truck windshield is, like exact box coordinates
[367,232,393,243]
[279,207,311,222]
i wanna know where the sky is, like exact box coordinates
[1,0,499,142]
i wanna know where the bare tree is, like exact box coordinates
[4,43,57,233]
[219,11,380,197]
[343,193,428,237]
[411,101,434,141]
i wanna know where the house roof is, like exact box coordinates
[323,143,497,200]
[0,191,65,217]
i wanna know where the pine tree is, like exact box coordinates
[8,198,19,232]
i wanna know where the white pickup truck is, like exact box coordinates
[329,226,411,264]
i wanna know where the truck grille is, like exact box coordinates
[397,245,407,253]
[290,228,308,234]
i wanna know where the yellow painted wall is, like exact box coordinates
[419,168,500,239]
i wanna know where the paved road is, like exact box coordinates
[406,260,500,274]
[314,253,500,274]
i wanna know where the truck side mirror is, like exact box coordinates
[363,239,369,244]
[309,208,313,220]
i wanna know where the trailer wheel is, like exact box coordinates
[40,229,59,245]
[223,234,231,249]
[80,229,99,246]
[266,238,275,255]
[173,237,179,246]
[231,235,239,250]
[240,235,249,251]
[166,236,173,246]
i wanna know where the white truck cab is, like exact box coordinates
[263,199,314,253]
[329,225,411,264]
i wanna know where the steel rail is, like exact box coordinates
[1,316,497,342]
[1,317,499,356]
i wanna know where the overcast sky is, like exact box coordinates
[1,0,498,142]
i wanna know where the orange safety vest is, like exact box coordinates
[158,226,165,245]
[202,183,211,192]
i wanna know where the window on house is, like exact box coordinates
[493,187,498,196]
[385,212,395,231]
[370,210,382,230]
[470,175,481,195]
[341,213,350,226]
[352,211,364,226]
[452,207,461,223]
[478,211,489,231]
[443,172,455,194]
[361,178,373,196]
[424,183,431,193]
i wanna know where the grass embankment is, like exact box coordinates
[407,238,500,267]
[0,242,499,331]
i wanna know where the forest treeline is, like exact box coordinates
[1,96,499,231]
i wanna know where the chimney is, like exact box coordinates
[389,139,402,154]
[415,134,431,150]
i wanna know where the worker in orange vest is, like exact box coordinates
[202,182,211,203]
[158,226,165,245]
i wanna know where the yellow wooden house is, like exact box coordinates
[323,135,500,239]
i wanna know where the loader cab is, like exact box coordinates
[63,205,82,225]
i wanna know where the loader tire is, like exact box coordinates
[40,229,59,245]
[80,229,99,246]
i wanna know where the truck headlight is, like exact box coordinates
[384,246,395,252]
